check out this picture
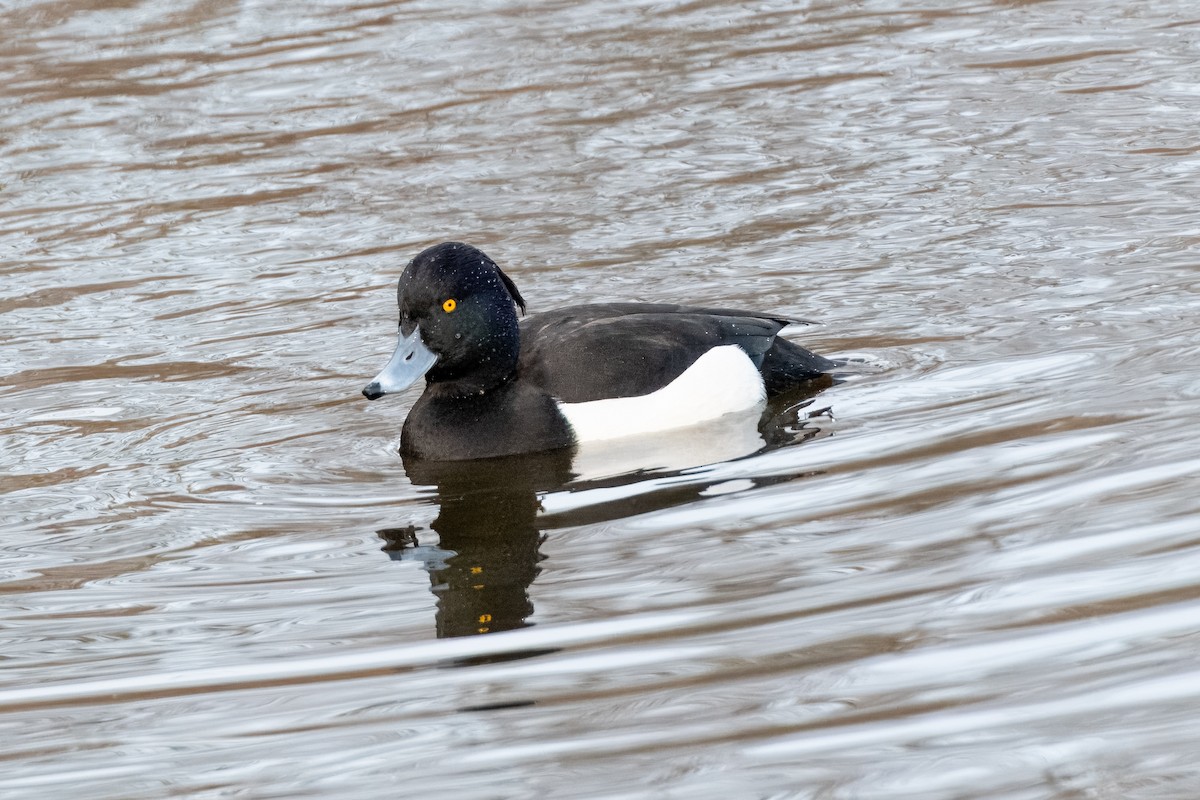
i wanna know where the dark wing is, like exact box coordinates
[519,303,812,338]
[518,303,807,403]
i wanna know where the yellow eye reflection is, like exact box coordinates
[442,298,457,313]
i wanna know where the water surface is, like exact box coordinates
[3,0,1200,797]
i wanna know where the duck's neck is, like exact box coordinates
[426,367,516,399]
[424,320,521,398]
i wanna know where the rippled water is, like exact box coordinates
[4,0,1200,797]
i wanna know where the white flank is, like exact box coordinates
[557,345,767,443]
[566,409,766,482]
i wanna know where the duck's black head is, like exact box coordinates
[363,242,526,400]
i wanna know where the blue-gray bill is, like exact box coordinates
[362,327,438,400]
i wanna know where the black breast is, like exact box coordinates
[400,380,575,460]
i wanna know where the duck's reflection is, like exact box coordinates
[378,378,832,639]
[380,448,572,638]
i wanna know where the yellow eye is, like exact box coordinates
[442,298,457,313]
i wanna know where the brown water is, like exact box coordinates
[3,0,1200,797]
